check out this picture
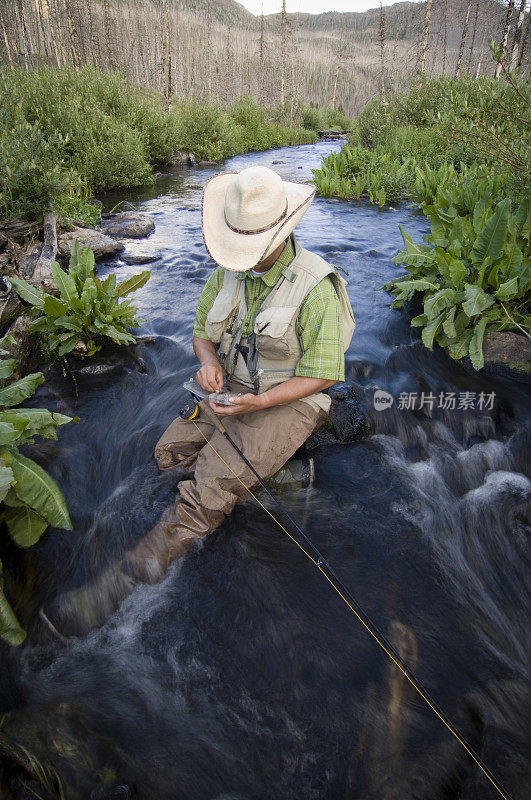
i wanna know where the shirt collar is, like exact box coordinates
[236,235,296,286]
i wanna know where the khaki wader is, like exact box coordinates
[125,382,327,581]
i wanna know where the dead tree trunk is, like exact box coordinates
[455,0,472,77]
[64,0,80,69]
[259,10,265,105]
[475,18,487,77]
[33,210,57,281]
[510,0,527,71]
[0,12,14,67]
[442,0,448,73]
[495,0,516,78]
[466,0,480,73]
[417,0,433,81]
[280,0,287,111]
[161,0,171,111]
[517,10,530,70]
[378,2,386,102]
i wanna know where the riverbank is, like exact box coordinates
[0,66,354,230]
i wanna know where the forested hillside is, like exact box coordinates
[1,1,526,115]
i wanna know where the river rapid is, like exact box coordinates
[1,142,529,800]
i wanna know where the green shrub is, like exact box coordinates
[9,241,150,358]
[382,179,531,369]
[172,101,242,161]
[0,334,74,645]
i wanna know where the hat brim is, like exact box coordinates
[201,172,315,271]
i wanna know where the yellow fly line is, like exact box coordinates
[190,417,512,800]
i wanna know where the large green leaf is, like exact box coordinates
[469,318,488,370]
[9,452,72,529]
[421,311,446,349]
[0,358,17,380]
[51,261,81,310]
[114,271,150,297]
[0,334,15,356]
[7,276,46,309]
[443,307,457,339]
[424,288,457,320]
[43,294,68,317]
[5,504,48,548]
[57,335,80,356]
[471,198,511,267]
[0,563,26,646]
[0,461,15,502]
[495,277,519,302]
[461,285,495,318]
[0,408,73,440]
[0,373,44,408]
[0,419,27,447]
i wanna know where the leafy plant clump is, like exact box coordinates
[382,181,531,369]
[9,241,150,358]
[0,335,74,645]
[312,145,416,207]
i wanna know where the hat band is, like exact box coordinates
[224,200,289,235]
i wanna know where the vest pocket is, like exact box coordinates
[205,296,240,343]
[254,305,298,360]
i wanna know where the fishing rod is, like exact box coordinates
[180,384,513,800]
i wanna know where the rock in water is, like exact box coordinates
[58,227,125,260]
[120,252,161,265]
[482,331,531,377]
[98,212,155,239]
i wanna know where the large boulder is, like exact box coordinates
[58,227,125,260]
[98,212,155,240]
[482,331,531,377]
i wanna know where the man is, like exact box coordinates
[127,165,354,581]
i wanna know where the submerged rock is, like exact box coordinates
[98,212,155,240]
[58,228,124,260]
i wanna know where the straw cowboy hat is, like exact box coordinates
[201,165,315,272]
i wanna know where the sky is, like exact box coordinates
[238,0,423,14]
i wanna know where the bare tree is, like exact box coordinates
[495,0,516,78]
[510,0,528,71]
[417,0,433,80]
[378,2,386,102]
[466,0,481,73]
[441,0,448,73]
[161,0,172,110]
[259,6,266,105]
[516,7,530,70]
[456,0,472,77]
[280,0,287,110]
[64,0,80,69]
[332,29,347,109]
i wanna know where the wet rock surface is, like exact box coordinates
[481,331,531,377]
[58,227,125,260]
[306,381,373,450]
[120,252,161,265]
[98,212,155,240]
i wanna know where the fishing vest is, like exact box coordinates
[204,236,355,412]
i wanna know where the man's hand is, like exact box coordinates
[193,336,224,392]
[209,393,263,416]
[196,361,223,393]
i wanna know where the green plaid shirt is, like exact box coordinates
[193,236,345,381]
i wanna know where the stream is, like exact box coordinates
[1,142,529,800]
